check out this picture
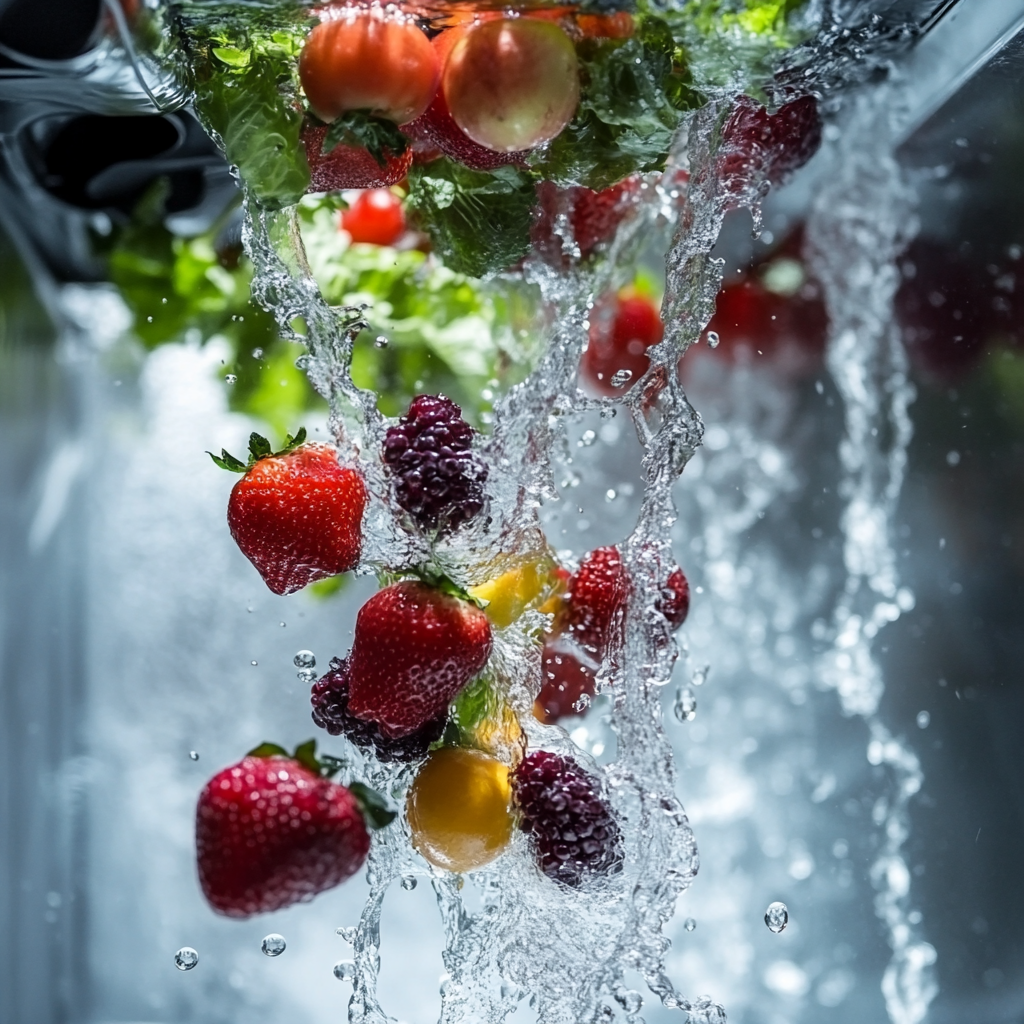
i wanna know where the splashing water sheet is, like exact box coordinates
[84,1,951,1021]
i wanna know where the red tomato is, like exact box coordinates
[341,189,406,246]
[582,290,664,395]
[575,11,634,38]
[442,19,579,153]
[299,9,439,125]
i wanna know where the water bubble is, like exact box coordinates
[691,664,710,687]
[599,406,617,419]
[916,710,931,729]
[294,354,311,370]
[250,660,258,667]
[572,693,592,713]
[374,335,389,349]
[174,947,199,971]
[297,668,317,684]
[261,933,286,956]
[706,330,720,349]
[189,751,199,761]
[684,917,697,932]
[400,874,418,891]
[333,959,355,982]
[336,926,357,943]
[224,374,237,385]
[614,988,643,1014]
[674,686,697,722]
[578,429,597,447]
[765,901,789,933]
[610,368,633,388]
[605,489,617,502]
[293,650,316,669]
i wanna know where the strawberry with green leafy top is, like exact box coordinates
[210,428,366,595]
[196,739,393,918]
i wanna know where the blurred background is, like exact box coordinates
[4,1,1024,1023]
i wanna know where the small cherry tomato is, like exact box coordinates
[443,19,579,153]
[407,747,513,873]
[299,8,439,125]
[341,188,406,246]
[581,289,664,395]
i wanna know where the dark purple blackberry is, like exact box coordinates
[311,658,446,763]
[382,394,488,534]
[511,750,623,887]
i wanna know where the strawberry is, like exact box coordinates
[534,638,596,723]
[562,546,629,658]
[661,567,690,629]
[196,740,393,918]
[209,428,366,596]
[345,580,493,738]
[581,288,663,395]
[302,124,413,192]
[532,176,641,264]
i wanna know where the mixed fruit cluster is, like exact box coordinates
[197,391,691,915]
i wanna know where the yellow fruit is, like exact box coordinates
[469,555,563,628]
[407,747,513,873]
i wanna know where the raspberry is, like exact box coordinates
[660,567,690,628]
[382,394,488,534]
[511,750,623,887]
[311,659,446,763]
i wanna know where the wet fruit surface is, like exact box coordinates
[407,747,513,873]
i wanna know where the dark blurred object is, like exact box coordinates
[0,0,101,61]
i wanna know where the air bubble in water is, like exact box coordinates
[375,335,389,349]
[334,959,355,982]
[224,374,237,385]
[573,693,592,713]
[336,926,357,943]
[674,686,697,722]
[261,933,286,956]
[293,650,316,669]
[706,330,720,348]
[684,917,697,932]
[614,988,643,1014]
[610,368,633,388]
[297,668,317,684]
[174,947,198,971]
[916,711,930,729]
[579,429,597,447]
[765,901,789,933]
[400,874,418,891]
[189,751,199,761]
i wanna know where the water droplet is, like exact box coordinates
[684,917,697,932]
[691,664,710,687]
[374,335,389,349]
[189,751,199,761]
[280,621,286,627]
[252,347,263,359]
[333,959,355,982]
[674,686,697,722]
[572,693,591,713]
[610,369,633,388]
[946,450,961,466]
[439,973,452,996]
[578,429,597,447]
[605,489,617,502]
[261,933,286,956]
[614,987,643,1014]
[916,710,930,729]
[295,354,311,370]
[297,668,317,684]
[706,330,720,349]
[224,374,237,385]
[600,406,617,419]
[400,874,418,891]
[250,660,258,667]
[336,926,357,943]
[174,947,198,971]
[294,650,316,669]
[765,901,789,933]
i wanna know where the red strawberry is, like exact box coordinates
[534,638,596,723]
[532,176,641,264]
[562,546,629,658]
[661,567,690,628]
[302,124,413,192]
[196,740,390,918]
[581,288,663,395]
[210,428,366,596]
[346,580,493,738]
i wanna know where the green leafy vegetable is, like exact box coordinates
[405,160,536,278]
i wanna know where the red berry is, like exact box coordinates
[341,188,406,246]
[311,657,447,761]
[534,639,596,723]
[196,753,370,918]
[346,580,493,738]
[302,124,413,192]
[562,546,629,658]
[382,394,488,534]
[532,176,641,264]
[581,290,663,395]
[511,750,622,887]
[720,95,822,204]
[660,567,690,628]
[224,441,366,596]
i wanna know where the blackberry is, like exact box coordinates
[511,750,623,887]
[311,658,446,763]
[382,395,487,534]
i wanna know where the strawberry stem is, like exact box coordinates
[208,427,308,474]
